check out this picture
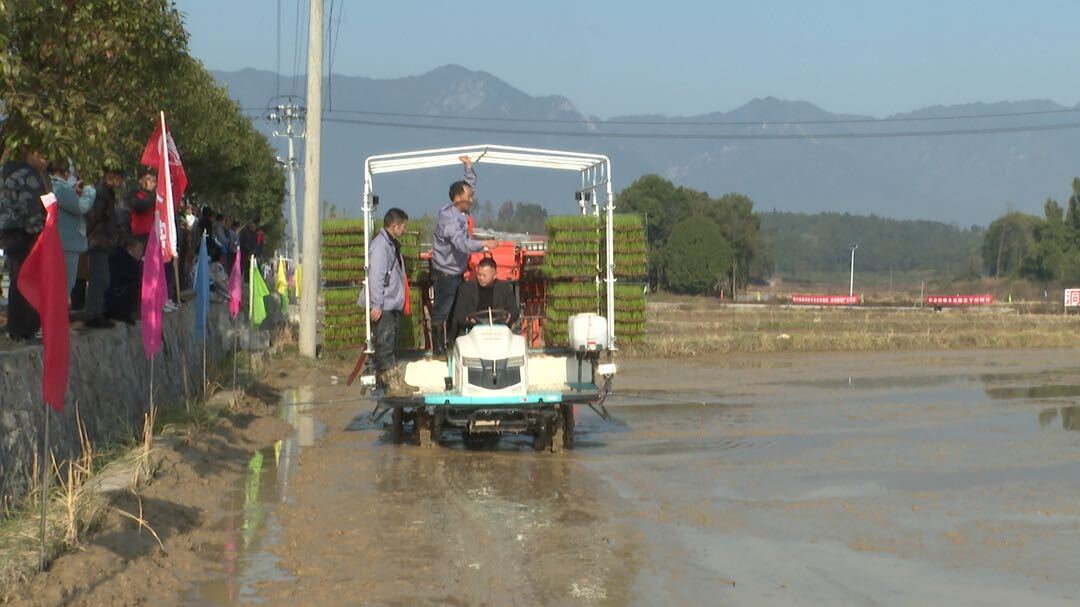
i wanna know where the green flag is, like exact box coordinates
[250,256,270,327]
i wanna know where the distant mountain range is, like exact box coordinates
[212,65,1080,225]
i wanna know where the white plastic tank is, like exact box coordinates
[568,313,609,351]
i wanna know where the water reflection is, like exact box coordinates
[985,384,1080,400]
[1038,406,1080,432]
[181,386,325,605]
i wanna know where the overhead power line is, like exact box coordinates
[290,0,303,95]
[322,105,1080,127]
[321,115,1080,141]
[275,0,282,98]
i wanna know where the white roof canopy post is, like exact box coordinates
[362,167,374,355]
[604,162,617,352]
[360,144,617,352]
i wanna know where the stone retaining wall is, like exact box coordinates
[0,303,235,505]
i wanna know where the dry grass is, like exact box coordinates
[0,404,106,591]
[631,299,1080,357]
[131,404,158,489]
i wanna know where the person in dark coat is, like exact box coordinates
[103,238,145,325]
[239,220,258,281]
[197,206,218,260]
[0,148,48,342]
[452,257,520,337]
[83,167,123,328]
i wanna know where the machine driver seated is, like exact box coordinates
[452,257,521,337]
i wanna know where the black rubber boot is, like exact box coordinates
[432,325,446,357]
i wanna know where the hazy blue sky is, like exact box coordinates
[177,0,1080,118]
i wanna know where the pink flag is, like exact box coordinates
[141,212,168,358]
[228,250,242,320]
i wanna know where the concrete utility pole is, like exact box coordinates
[269,97,305,262]
[849,243,858,297]
[298,0,323,358]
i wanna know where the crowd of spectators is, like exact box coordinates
[0,146,265,344]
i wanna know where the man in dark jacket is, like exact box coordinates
[83,167,123,328]
[239,220,258,281]
[452,257,520,337]
[197,206,218,260]
[103,237,145,325]
[0,148,48,342]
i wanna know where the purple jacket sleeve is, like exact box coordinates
[450,215,485,255]
[464,164,477,190]
[368,235,389,310]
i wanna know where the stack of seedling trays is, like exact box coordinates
[541,214,648,348]
[320,218,428,351]
[542,216,600,347]
[607,214,649,281]
[543,282,601,347]
[322,219,365,286]
[542,215,601,281]
[607,214,648,346]
[609,283,646,346]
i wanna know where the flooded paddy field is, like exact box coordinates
[10,348,1079,605]
[172,348,1080,606]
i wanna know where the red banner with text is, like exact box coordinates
[926,294,994,306]
[791,294,861,306]
[1064,289,1080,307]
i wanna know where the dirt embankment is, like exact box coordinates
[0,357,330,606]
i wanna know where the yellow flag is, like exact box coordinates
[276,257,288,296]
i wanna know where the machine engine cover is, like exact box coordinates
[454,325,528,397]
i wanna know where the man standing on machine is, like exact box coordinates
[430,155,496,355]
[368,207,419,397]
[452,257,520,336]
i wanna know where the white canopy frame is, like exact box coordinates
[360,144,617,356]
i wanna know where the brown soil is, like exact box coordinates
[0,357,318,606]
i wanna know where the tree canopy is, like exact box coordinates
[763,211,984,279]
[616,174,764,293]
[1,0,284,245]
[983,178,1080,285]
[664,217,734,294]
[475,200,548,234]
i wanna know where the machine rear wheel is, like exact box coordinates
[415,408,434,447]
[550,420,564,453]
[391,407,404,444]
[430,408,445,446]
[562,404,575,450]
[533,422,552,451]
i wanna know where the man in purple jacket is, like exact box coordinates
[367,207,418,396]
[430,156,496,355]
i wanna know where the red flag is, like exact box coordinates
[141,212,168,358]
[228,250,242,320]
[140,114,187,262]
[18,194,70,412]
